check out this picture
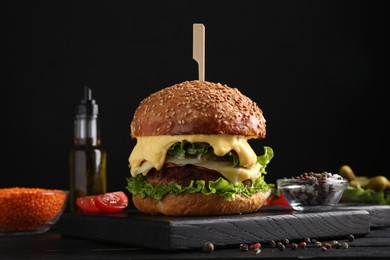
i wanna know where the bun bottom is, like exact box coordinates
[132,191,271,216]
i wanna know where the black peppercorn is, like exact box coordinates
[239,243,248,251]
[348,234,355,242]
[277,242,285,251]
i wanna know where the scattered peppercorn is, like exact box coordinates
[239,243,248,251]
[348,234,355,242]
[281,238,290,245]
[250,242,261,250]
[290,242,298,250]
[277,242,285,251]
[299,241,307,248]
[202,241,214,253]
[237,235,354,255]
[323,242,332,249]
[331,240,339,247]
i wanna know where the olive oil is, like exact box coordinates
[68,87,107,212]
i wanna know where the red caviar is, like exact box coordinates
[0,187,68,233]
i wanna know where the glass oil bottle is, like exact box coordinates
[68,86,107,212]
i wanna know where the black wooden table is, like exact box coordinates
[0,226,389,259]
[1,206,390,259]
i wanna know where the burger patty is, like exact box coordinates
[145,164,252,188]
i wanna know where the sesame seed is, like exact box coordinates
[130,80,266,138]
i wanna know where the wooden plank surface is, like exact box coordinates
[57,206,373,250]
[334,204,390,228]
[2,226,390,259]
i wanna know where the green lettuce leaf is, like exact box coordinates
[126,146,274,201]
[168,141,211,159]
[167,140,239,165]
[341,186,390,205]
[258,146,274,175]
[126,175,272,201]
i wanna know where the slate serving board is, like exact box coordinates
[56,205,384,251]
[333,204,390,228]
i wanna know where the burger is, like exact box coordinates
[126,80,274,216]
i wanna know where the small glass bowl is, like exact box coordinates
[277,174,348,211]
[0,187,69,235]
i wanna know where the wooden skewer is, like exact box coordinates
[193,23,205,81]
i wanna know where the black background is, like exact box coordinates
[1,1,388,197]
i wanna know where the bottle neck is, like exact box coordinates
[73,114,101,146]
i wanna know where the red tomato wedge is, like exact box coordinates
[76,191,129,213]
[264,189,291,207]
[76,195,102,213]
[95,191,129,213]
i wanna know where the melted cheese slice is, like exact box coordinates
[128,135,261,184]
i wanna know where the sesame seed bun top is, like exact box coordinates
[130,80,266,138]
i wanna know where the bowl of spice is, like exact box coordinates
[0,187,68,235]
[277,172,348,211]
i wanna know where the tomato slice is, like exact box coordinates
[76,195,101,213]
[264,189,291,207]
[94,191,129,213]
